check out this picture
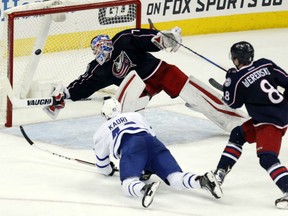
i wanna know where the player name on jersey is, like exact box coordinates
[242,67,271,87]
[108,117,128,130]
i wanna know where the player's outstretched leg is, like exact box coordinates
[275,193,288,209]
[141,181,161,208]
[199,171,223,199]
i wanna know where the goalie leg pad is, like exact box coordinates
[115,70,147,113]
[180,76,249,132]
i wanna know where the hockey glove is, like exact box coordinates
[108,161,119,176]
[49,93,65,111]
[151,26,182,52]
[140,170,153,181]
[43,85,69,120]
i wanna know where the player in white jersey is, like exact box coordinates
[93,97,222,208]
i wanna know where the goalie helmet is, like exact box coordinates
[230,41,254,65]
[91,34,114,65]
[101,97,121,120]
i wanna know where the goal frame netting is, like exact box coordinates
[1,0,141,127]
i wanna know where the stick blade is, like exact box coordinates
[208,78,223,91]
[20,125,34,145]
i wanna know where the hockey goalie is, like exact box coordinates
[45,27,248,132]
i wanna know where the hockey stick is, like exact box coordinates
[3,77,54,108]
[148,18,228,73]
[3,77,105,108]
[208,78,223,91]
[19,125,96,167]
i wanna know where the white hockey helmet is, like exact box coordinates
[91,34,114,65]
[101,97,121,120]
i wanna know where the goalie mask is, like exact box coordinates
[101,97,121,120]
[91,34,114,65]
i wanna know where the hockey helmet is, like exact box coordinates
[230,41,254,65]
[101,97,121,120]
[91,34,114,65]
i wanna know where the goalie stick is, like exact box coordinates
[2,77,104,108]
[2,77,53,108]
[19,125,97,167]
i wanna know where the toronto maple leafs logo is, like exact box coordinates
[112,51,136,78]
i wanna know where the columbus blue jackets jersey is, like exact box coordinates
[67,28,162,101]
[223,58,288,128]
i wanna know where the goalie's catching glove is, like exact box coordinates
[49,93,65,111]
[43,85,69,120]
[151,26,182,52]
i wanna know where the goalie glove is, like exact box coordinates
[151,26,182,52]
[50,93,65,111]
[43,85,69,120]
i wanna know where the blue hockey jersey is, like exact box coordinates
[223,58,288,128]
[67,28,162,101]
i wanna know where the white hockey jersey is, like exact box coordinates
[93,112,155,175]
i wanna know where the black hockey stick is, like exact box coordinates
[19,125,96,167]
[208,78,223,91]
[148,18,228,73]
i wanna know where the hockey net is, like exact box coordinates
[0,0,141,127]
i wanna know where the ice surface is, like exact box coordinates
[1,28,288,216]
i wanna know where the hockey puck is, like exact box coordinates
[35,49,42,55]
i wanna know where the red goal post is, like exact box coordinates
[0,0,141,127]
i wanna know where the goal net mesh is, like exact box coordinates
[0,0,141,127]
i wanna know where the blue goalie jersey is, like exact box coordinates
[223,58,288,128]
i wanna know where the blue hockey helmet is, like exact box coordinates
[230,41,254,65]
[91,34,114,65]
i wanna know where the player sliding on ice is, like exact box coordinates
[47,27,248,132]
[92,97,222,208]
[213,41,288,209]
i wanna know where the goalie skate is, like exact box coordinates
[141,181,161,208]
[199,171,223,199]
[275,193,288,209]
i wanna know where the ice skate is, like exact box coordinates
[141,181,161,208]
[199,171,223,199]
[214,168,227,186]
[275,193,288,209]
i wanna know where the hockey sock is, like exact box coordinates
[260,154,288,193]
[217,142,243,172]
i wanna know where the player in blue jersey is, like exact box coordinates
[213,41,288,209]
[93,97,222,208]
